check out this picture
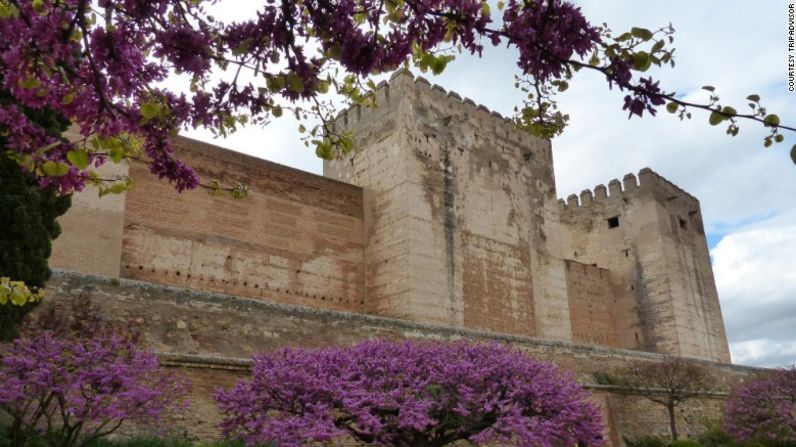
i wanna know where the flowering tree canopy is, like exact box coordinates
[0,331,190,447]
[216,340,605,447]
[725,367,796,445]
[0,0,793,198]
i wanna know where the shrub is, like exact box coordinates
[0,331,190,447]
[697,426,736,447]
[624,435,668,447]
[216,340,606,447]
[670,440,703,447]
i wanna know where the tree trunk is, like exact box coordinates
[667,403,678,441]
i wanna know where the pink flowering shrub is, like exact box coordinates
[216,340,605,447]
[0,331,190,447]
[724,367,796,445]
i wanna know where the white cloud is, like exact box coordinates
[712,215,796,367]
[179,1,796,366]
[731,339,796,367]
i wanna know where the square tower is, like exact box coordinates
[324,71,571,340]
[558,170,731,362]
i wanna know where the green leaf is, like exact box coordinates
[430,55,453,75]
[791,145,796,165]
[630,27,653,41]
[764,114,780,127]
[232,38,255,56]
[271,105,283,118]
[666,102,679,114]
[286,72,305,93]
[298,124,306,133]
[631,51,651,71]
[18,76,40,89]
[315,140,333,159]
[66,149,90,169]
[140,101,162,123]
[109,182,128,195]
[616,32,632,42]
[41,161,69,177]
[774,134,784,143]
[746,94,760,102]
[721,106,737,117]
[0,2,20,19]
[708,111,725,126]
[266,75,286,92]
[109,146,124,163]
[31,0,45,14]
[651,40,665,53]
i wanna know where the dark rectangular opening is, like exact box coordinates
[679,217,687,230]
[607,216,620,229]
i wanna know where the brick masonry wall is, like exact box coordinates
[565,260,621,347]
[42,271,756,445]
[51,135,368,314]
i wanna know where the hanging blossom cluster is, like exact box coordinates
[724,367,796,444]
[0,0,637,194]
[216,340,605,447]
[0,331,190,446]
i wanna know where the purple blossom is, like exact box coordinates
[0,0,612,194]
[622,77,666,118]
[725,367,796,444]
[216,340,605,447]
[0,331,190,446]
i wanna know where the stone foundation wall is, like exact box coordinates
[41,271,755,445]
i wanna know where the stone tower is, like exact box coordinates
[558,171,731,362]
[324,71,573,341]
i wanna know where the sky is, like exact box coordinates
[184,1,796,367]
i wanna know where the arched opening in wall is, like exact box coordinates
[679,217,688,230]
[607,216,620,229]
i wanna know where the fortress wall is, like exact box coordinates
[558,170,730,362]
[120,137,366,313]
[327,71,570,339]
[43,271,754,445]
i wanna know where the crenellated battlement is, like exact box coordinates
[333,70,539,148]
[558,167,699,211]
